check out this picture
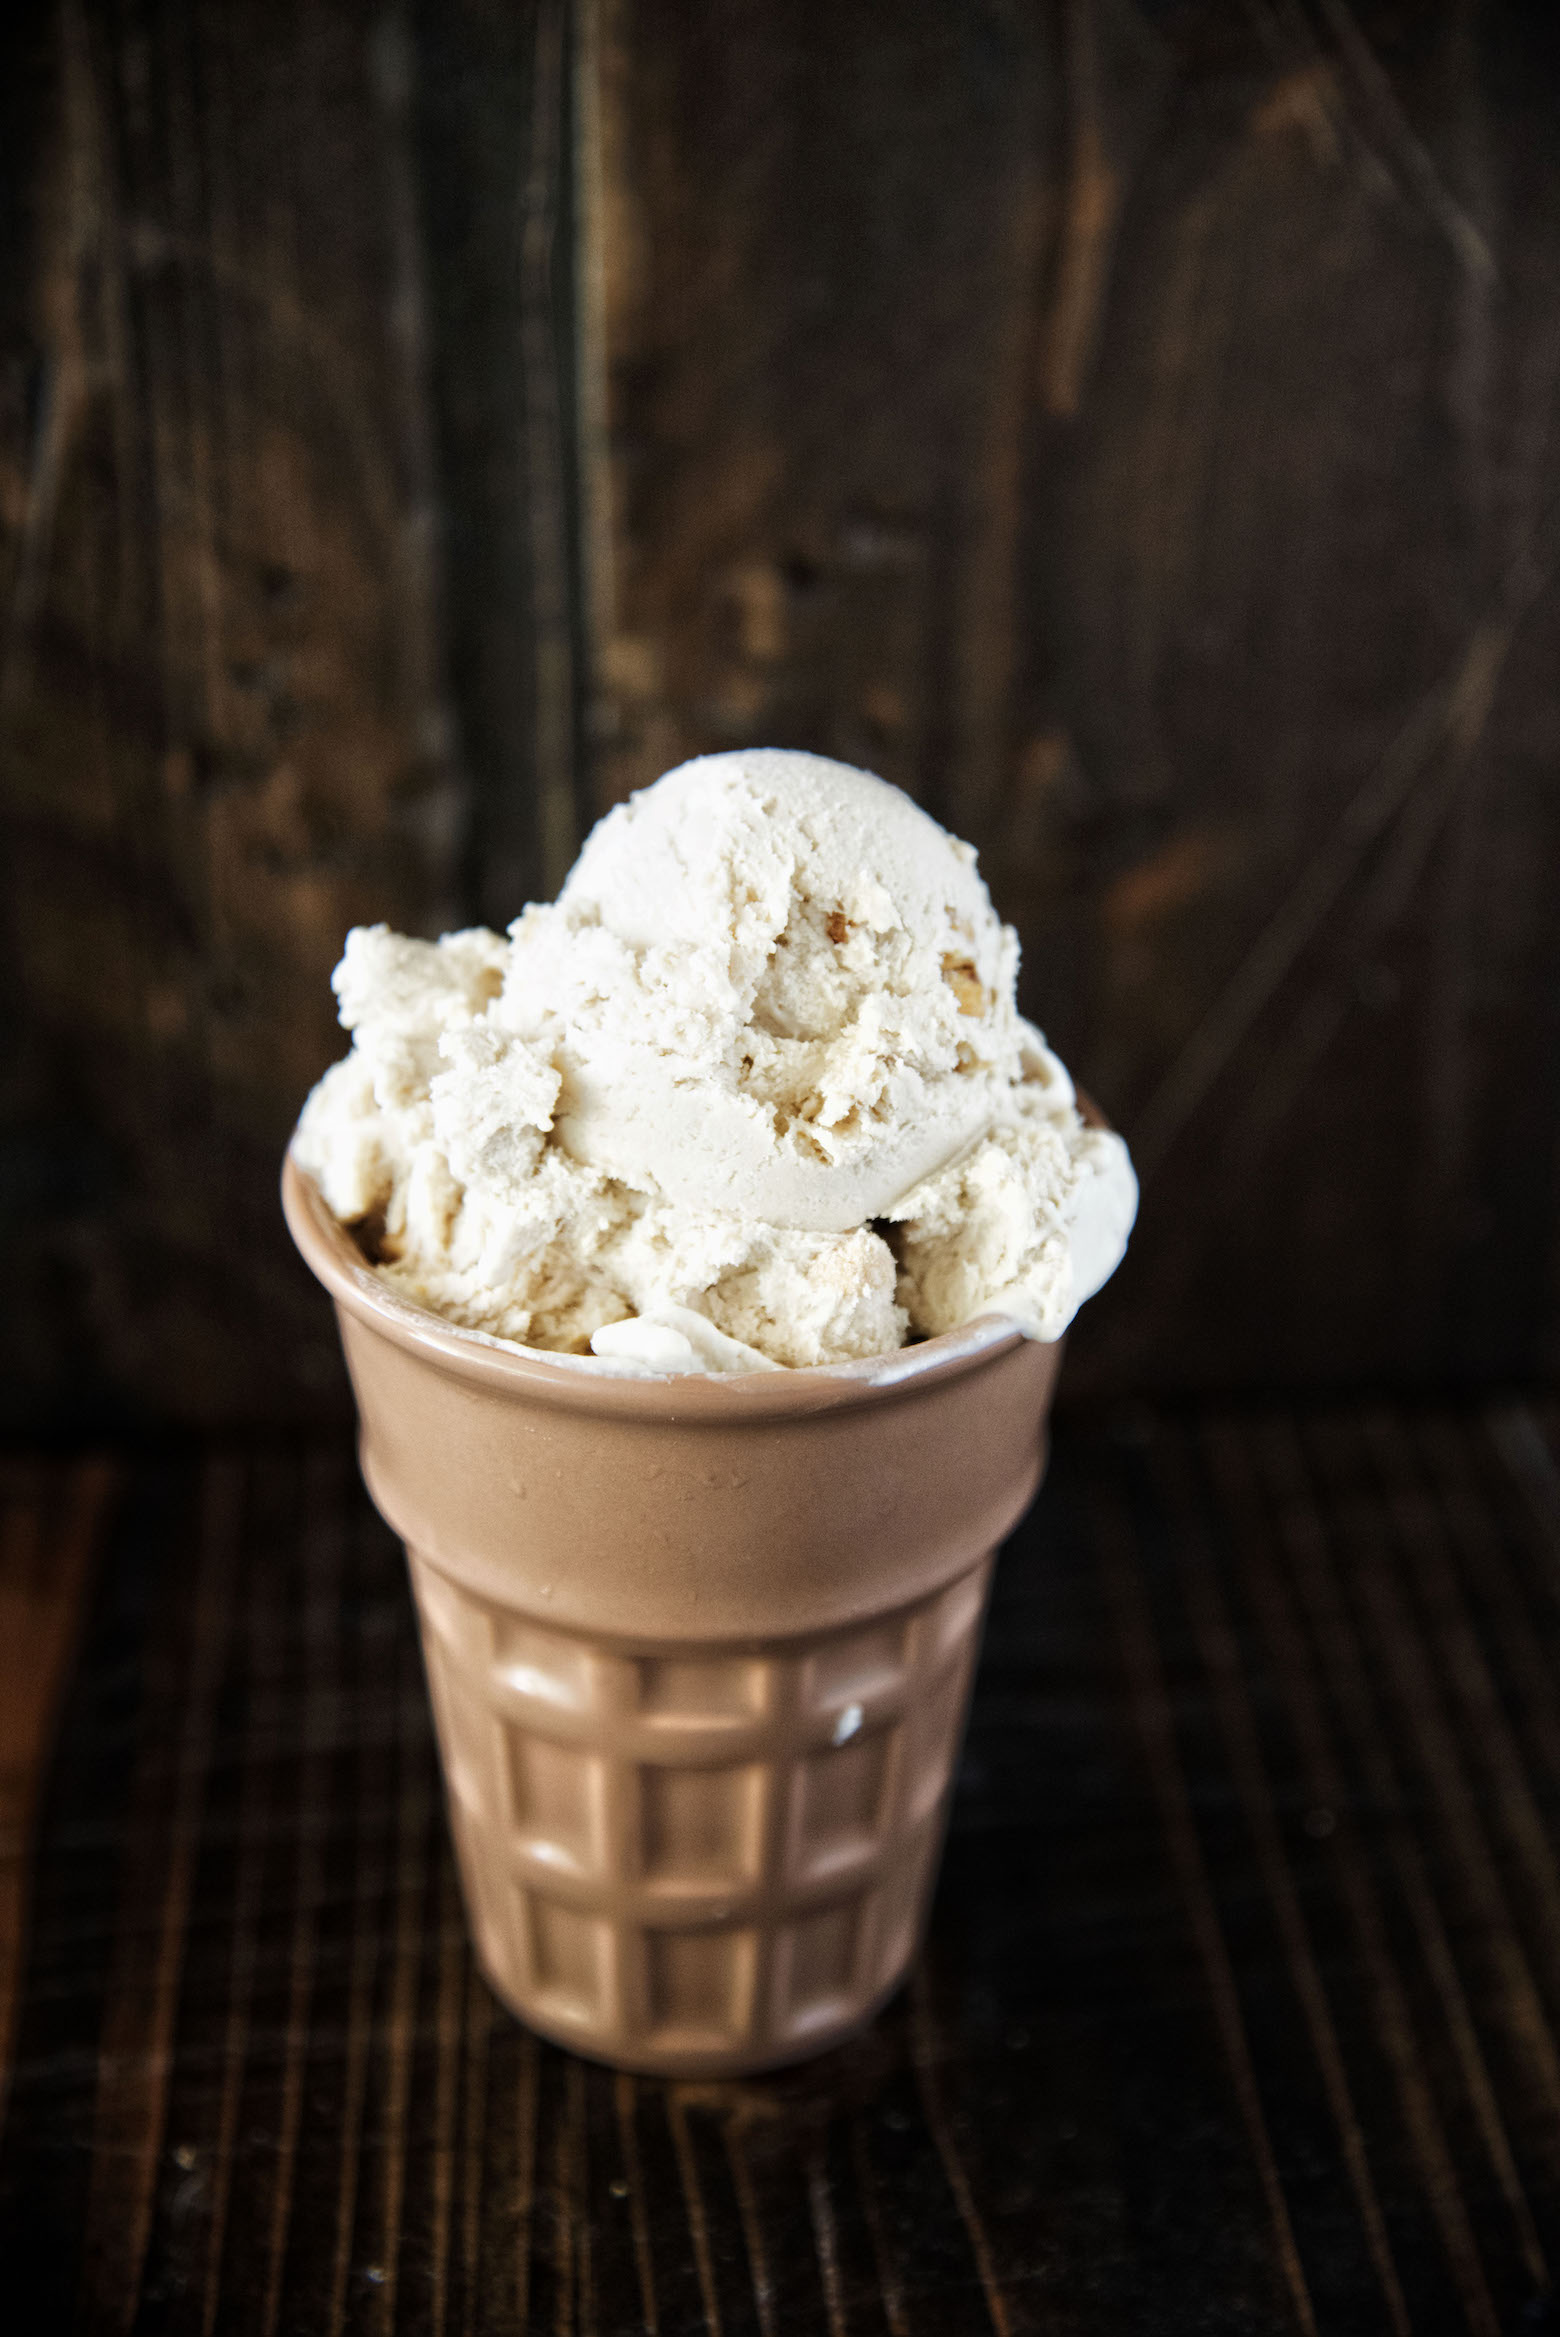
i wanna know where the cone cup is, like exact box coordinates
[283,1154,1064,2075]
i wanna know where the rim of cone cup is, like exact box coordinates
[281,1150,1050,1421]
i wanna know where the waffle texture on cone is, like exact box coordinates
[413,1549,994,2073]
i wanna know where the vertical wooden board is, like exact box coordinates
[411,0,591,923]
[1045,2,1560,1395]
[5,0,1560,1419]
[0,0,466,1421]
[589,0,1080,824]
[588,0,1560,1393]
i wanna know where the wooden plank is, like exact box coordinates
[5,0,1560,1414]
[75,1458,241,2333]
[0,1457,117,2111]
[411,0,592,918]
[2,1415,1560,2323]
[585,0,1560,1395]
[0,0,467,1428]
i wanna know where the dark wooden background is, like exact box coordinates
[4,0,1559,1429]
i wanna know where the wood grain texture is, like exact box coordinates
[411,0,593,921]
[7,1409,1560,2328]
[0,0,469,1427]
[588,0,1560,1396]
[0,1455,115,2113]
[4,0,1560,1424]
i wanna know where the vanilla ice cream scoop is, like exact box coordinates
[292,749,1136,1371]
[500,750,1021,1231]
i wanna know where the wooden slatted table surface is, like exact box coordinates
[4,1403,1560,2334]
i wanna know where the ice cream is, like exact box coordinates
[291,749,1135,1373]
[285,748,1126,2070]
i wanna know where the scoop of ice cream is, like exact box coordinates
[889,1029,1138,1345]
[291,749,1137,1371]
[497,749,1022,1232]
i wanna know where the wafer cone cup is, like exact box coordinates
[283,1155,1063,2076]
